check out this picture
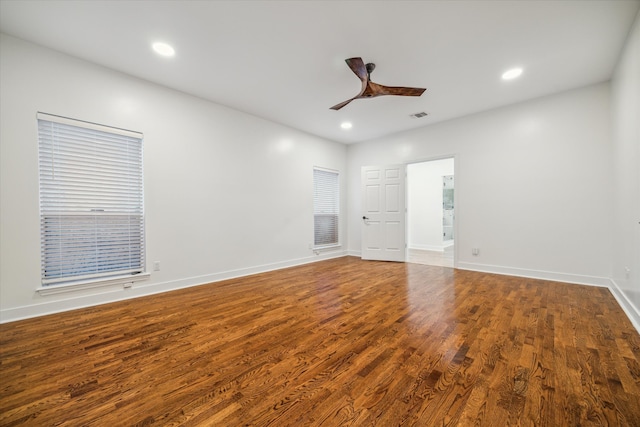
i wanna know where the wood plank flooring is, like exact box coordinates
[1,256,639,426]
[407,247,454,268]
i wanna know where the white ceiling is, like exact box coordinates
[1,0,638,144]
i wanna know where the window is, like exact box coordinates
[313,167,339,247]
[37,113,145,287]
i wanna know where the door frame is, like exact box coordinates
[405,154,459,268]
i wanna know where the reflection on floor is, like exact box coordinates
[408,245,454,268]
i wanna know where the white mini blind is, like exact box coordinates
[313,168,339,247]
[37,113,144,285]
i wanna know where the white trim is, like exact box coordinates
[408,244,445,252]
[608,278,640,333]
[305,252,640,332]
[312,244,342,252]
[428,261,639,332]
[1,251,347,324]
[36,112,143,139]
[36,273,151,296]
[7,253,639,335]
[312,165,340,174]
[456,261,612,287]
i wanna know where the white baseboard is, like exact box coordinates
[456,261,612,287]
[408,244,445,252]
[348,257,639,333]
[608,279,640,333]
[0,249,347,324]
[457,261,640,333]
[5,253,638,336]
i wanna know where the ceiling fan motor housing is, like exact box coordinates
[366,63,376,74]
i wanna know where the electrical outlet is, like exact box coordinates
[625,267,631,279]
[472,248,480,256]
[153,261,161,271]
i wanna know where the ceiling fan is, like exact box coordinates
[330,57,426,110]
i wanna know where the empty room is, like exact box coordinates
[1,1,639,425]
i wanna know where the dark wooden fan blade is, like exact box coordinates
[345,57,368,82]
[330,98,356,110]
[329,58,369,109]
[330,58,426,109]
[375,85,426,97]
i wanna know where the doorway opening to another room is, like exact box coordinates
[407,157,455,267]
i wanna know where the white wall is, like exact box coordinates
[348,83,613,286]
[2,27,637,326]
[610,10,640,325]
[407,158,454,251]
[0,34,347,322]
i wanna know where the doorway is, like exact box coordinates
[406,158,455,267]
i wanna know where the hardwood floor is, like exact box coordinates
[1,256,639,426]
[407,247,454,268]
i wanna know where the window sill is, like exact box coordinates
[312,244,342,252]
[36,272,151,296]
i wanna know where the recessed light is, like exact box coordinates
[340,122,352,130]
[152,42,175,57]
[502,68,523,80]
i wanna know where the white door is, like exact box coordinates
[361,165,406,261]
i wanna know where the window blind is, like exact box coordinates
[313,168,339,247]
[37,113,144,285]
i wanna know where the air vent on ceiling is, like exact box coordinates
[410,112,428,118]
